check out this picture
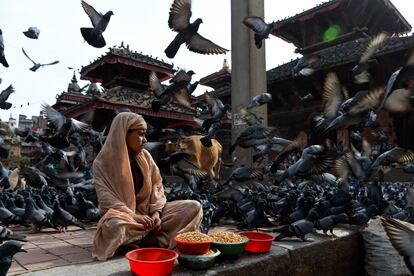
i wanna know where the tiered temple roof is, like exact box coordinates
[271,0,411,51]
[267,34,414,84]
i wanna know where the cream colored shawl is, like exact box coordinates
[93,112,166,217]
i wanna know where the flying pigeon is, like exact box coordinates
[23,27,40,39]
[165,0,228,58]
[243,16,275,49]
[22,48,59,72]
[80,0,114,48]
[0,28,8,68]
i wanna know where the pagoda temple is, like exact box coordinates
[266,0,414,143]
[54,43,199,132]
[202,0,414,147]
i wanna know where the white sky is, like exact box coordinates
[0,0,413,122]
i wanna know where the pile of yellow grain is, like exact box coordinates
[208,231,245,243]
[175,231,211,242]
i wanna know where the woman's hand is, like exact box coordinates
[151,212,162,232]
[132,214,154,230]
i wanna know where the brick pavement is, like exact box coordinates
[8,225,97,275]
[7,223,241,275]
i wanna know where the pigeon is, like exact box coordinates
[0,226,26,242]
[229,125,277,154]
[292,55,319,77]
[371,147,414,171]
[80,0,114,48]
[222,165,265,185]
[247,93,272,109]
[41,103,89,149]
[243,16,275,49]
[4,198,25,218]
[149,70,195,112]
[21,48,59,72]
[352,32,389,84]
[24,197,55,233]
[165,0,228,58]
[381,217,414,274]
[0,199,26,227]
[378,50,414,113]
[0,28,8,68]
[0,83,14,110]
[314,213,348,236]
[200,92,231,131]
[23,27,40,39]
[274,210,318,241]
[52,199,85,232]
[22,167,48,189]
[0,240,26,276]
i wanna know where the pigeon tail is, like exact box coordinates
[164,37,181,59]
[80,28,106,48]
[0,56,8,68]
[254,34,263,49]
[151,100,162,113]
[200,136,213,148]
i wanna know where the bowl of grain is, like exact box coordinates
[178,248,221,270]
[174,231,212,255]
[208,231,249,259]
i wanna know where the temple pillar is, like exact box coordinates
[230,0,267,166]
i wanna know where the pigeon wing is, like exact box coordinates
[168,0,192,32]
[81,0,102,27]
[149,72,164,97]
[21,47,36,64]
[322,72,343,118]
[186,33,228,55]
[70,118,90,132]
[360,32,389,63]
[348,87,385,115]
[40,60,59,67]
[381,217,414,263]
[243,16,269,34]
[41,103,65,130]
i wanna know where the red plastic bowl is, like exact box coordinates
[239,231,275,253]
[173,237,211,255]
[125,248,178,276]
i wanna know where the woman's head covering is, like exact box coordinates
[93,112,148,215]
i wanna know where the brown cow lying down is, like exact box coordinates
[164,135,222,181]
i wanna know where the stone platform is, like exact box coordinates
[10,224,365,276]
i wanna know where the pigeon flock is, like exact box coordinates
[0,0,413,274]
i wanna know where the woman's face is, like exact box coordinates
[126,127,147,153]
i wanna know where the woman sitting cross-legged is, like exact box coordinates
[92,112,203,261]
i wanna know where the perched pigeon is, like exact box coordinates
[21,48,59,72]
[0,240,26,276]
[243,16,275,49]
[165,0,228,58]
[80,0,114,48]
[0,28,8,68]
[23,27,40,39]
[52,199,85,232]
[0,226,26,242]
